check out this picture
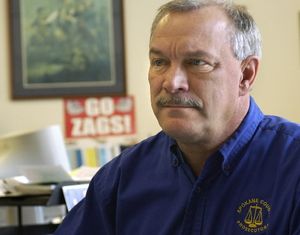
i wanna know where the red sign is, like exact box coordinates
[64,96,136,138]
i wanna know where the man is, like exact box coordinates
[54,0,300,234]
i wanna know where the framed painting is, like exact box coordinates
[10,0,126,98]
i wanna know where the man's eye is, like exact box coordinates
[187,59,207,66]
[151,59,165,67]
[150,58,169,71]
[186,58,214,73]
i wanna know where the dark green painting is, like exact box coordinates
[11,0,125,98]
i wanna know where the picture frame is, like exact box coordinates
[10,0,126,99]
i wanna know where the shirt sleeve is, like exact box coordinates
[54,158,121,235]
[291,179,300,235]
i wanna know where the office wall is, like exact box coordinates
[238,0,300,121]
[1,0,300,142]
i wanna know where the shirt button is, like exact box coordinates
[172,158,179,167]
[223,164,231,172]
[195,187,202,193]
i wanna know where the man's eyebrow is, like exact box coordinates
[149,48,164,56]
[149,48,215,60]
[183,50,214,59]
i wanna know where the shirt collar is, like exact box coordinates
[168,97,264,175]
[219,97,264,174]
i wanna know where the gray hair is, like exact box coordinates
[150,0,262,60]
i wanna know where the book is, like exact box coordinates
[0,176,55,197]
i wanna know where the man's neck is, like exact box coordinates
[177,142,219,176]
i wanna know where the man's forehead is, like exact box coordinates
[151,7,231,41]
[156,6,229,28]
[149,46,217,62]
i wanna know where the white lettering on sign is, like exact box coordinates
[96,117,110,135]
[71,118,82,137]
[82,118,97,136]
[123,115,132,133]
[85,97,114,117]
[70,115,133,137]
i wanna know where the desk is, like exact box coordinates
[0,195,53,235]
[0,181,81,235]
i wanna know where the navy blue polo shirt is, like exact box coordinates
[54,98,300,235]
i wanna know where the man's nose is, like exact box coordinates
[162,65,189,93]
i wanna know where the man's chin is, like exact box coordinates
[162,125,199,141]
[160,107,200,118]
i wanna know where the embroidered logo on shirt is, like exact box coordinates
[236,198,271,233]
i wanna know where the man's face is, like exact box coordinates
[148,6,247,145]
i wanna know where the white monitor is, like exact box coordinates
[0,125,71,180]
[62,183,89,211]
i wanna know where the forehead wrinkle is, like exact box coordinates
[150,36,219,63]
[150,25,230,62]
[150,7,234,58]
[183,50,217,61]
[149,47,163,57]
[149,38,184,60]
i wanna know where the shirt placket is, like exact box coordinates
[181,178,209,235]
[180,153,223,235]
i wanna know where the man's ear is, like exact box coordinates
[239,56,260,96]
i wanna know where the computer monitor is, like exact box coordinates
[0,125,71,180]
[62,183,89,211]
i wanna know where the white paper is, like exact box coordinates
[0,125,71,179]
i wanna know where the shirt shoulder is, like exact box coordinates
[259,115,300,140]
[253,115,300,183]
[111,131,173,169]
[91,131,172,199]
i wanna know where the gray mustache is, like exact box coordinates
[156,96,203,110]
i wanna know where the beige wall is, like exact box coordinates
[1,0,300,141]
[239,0,300,121]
